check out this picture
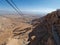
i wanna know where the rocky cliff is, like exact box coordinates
[28,9,60,45]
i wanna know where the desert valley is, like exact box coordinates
[0,9,60,45]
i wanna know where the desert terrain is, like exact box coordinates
[0,9,60,45]
[0,13,41,45]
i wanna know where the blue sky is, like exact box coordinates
[0,0,60,14]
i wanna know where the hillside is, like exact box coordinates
[28,9,60,45]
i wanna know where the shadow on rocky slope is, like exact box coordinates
[28,9,60,45]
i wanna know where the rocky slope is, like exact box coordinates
[28,9,60,45]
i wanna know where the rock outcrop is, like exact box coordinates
[28,9,60,45]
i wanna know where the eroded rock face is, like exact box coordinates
[28,9,60,45]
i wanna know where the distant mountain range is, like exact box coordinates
[0,10,46,16]
[0,10,17,15]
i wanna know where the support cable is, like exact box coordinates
[5,0,23,16]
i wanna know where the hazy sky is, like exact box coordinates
[0,0,60,14]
